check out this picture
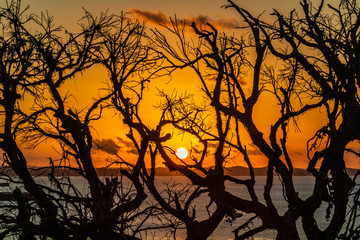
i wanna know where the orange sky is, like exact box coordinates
[17,0,360,169]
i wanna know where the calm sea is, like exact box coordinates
[0,176,356,240]
[147,176,328,240]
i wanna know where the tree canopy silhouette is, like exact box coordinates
[0,0,359,239]
[0,1,160,239]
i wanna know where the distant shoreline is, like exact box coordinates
[1,166,358,176]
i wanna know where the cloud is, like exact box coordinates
[292,151,305,156]
[94,137,138,155]
[116,137,133,148]
[131,9,168,25]
[191,147,202,154]
[246,143,263,156]
[117,137,138,155]
[126,148,138,155]
[130,9,239,30]
[207,142,218,149]
[94,138,121,154]
[238,77,247,85]
[246,148,263,156]
[185,15,239,29]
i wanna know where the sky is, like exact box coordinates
[16,0,359,169]
[25,0,298,25]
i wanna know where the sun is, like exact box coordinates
[176,147,188,159]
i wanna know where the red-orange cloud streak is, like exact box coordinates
[130,9,239,29]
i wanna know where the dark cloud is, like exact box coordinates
[94,137,138,155]
[246,143,262,156]
[292,151,305,156]
[130,9,239,30]
[238,77,247,85]
[94,138,121,154]
[186,15,239,29]
[207,142,218,149]
[130,9,168,25]
[117,137,138,155]
[116,137,133,148]
[246,148,263,156]
[126,148,138,155]
[191,147,202,154]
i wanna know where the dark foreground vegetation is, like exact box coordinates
[0,0,360,239]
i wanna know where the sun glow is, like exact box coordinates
[176,147,188,159]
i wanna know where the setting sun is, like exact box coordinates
[176,147,188,159]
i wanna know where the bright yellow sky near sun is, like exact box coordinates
[18,0,359,169]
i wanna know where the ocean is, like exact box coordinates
[0,176,356,239]
[146,176,329,240]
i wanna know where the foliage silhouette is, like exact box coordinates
[0,0,359,239]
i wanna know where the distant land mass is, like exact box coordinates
[1,166,358,176]
[95,166,359,177]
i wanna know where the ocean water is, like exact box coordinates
[0,176,356,239]
[146,176,325,240]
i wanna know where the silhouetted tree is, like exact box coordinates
[225,0,360,238]
[1,0,360,239]
[0,1,156,239]
[91,14,225,239]
[149,0,360,238]
[151,18,303,239]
